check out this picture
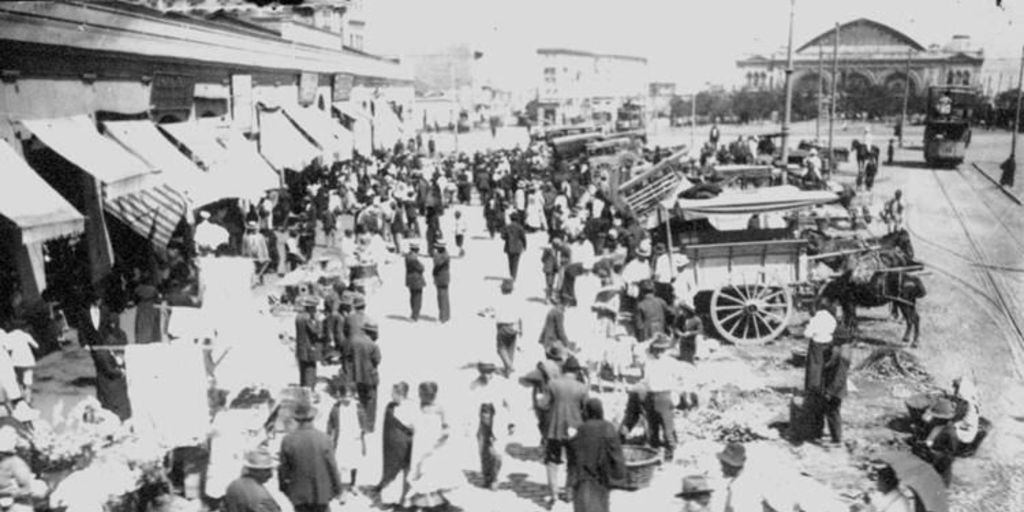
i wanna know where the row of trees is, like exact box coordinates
[669,86,1020,127]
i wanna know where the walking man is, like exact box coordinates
[492,279,522,377]
[295,298,323,388]
[278,401,343,512]
[567,398,625,512]
[404,241,425,321]
[222,448,281,512]
[433,240,451,323]
[543,362,589,507]
[350,318,382,434]
[502,212,528,281]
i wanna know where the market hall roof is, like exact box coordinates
[0,139,85,245]
[797,18,926,53]
[0,1,411,82]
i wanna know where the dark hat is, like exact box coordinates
[562,355,583,373]
[135,285,159,301]
[545,344,567,362]
[676,475,714,498]
[717,442,747,467]
[477,362,498,374]
[242,447,276,470]
[352,294,366,309]
[292,401,317,422]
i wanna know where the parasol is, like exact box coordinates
[878,451,948,512]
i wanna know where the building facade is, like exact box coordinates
[735,18,984,97]
[535,48,649,126]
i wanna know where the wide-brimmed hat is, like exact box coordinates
[717,442,747,467]
[434,239,447,249]
[242,447,276,470]
[409,240,421,250]
[292,401,317,422]
[300,297,320,309]
[924,397,957,421]
[246,221,258,230]
[675,475,714,498]
[636,246,652,258]
[362,317,379,333]
[199,210,211,220]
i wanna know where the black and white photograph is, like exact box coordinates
[0,0,1021,511]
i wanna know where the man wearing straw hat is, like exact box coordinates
[222,447,282,512]
[279,401,343,512]
[675,475,715,512]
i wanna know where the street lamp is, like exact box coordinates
[1001,44,1024,188]
[779,0,796,185]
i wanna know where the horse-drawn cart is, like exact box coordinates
[655,185,843,345]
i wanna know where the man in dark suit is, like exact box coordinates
[278,401,343,512]
[567,398,625,512]
[634,281,675,342]
[223,447,281,512]
[322,295,346,360]
[821,335,852,446]
[543,364,589,507]
[538,300,570,351]
[432,241,451,323]
[342,294,367,341]
[294,298,323,388]
[502,213,527,281]
[404,241,426,321]
[348,318,382,433]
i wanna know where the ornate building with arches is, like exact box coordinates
[735,18,984,98]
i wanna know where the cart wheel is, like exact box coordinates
[710,282,793,345]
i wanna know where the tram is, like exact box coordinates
[923,85,979,167]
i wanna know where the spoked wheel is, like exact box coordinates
[710,282,793,345]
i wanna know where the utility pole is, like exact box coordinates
[899,48,912,148]
[690,92,696,152]
[779,0,796,184]
[816,45,823,141]
[828,22,839,163]
[1001,45,1024,188]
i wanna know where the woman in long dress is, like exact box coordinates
[377,382,415,506]
[404,381,464,511]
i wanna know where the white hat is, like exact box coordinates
[199,211,211,220]
[0,426,18,452]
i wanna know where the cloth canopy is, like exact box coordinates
[21,116,158,199]
[332,102,373,156]
[102,120,231,207]
[0,140,85,244]
[332,102,373,122]
[372,104,405,150]
[662,185,840,215]
[160,122,279,202]
[284,106,354,163]
[257,108,321,172]
[21,116,186,248]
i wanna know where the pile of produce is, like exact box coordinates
[675,387,784,443]
[855,348,931,382]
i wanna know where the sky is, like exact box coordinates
[365,0,1022,91]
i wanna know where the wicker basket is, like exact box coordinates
[619,445,660,491]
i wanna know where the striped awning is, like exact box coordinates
[103,184,188,250]
[0,140,85,244]
[662,185,840,215]
[102,120,232,207]
[21,116,158,199]
[257,108,321,172]
[160,122,279,202]
[284,106,354,162]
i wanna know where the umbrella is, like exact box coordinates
[877,451,948,512]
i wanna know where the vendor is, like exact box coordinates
[0,426,47,512]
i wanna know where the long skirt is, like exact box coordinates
[573,480,610,512]
[378,404,413,505]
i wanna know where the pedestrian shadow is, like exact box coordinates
[385,314,415,323]
[890,160,932,169]
[505,442,544,464]
[525,297,548,305]
[483,276,506,282]
[460,469,552,509]
[471,236,494,241]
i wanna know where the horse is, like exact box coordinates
[816,231,926,346]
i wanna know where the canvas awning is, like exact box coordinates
[332,102,372,122]
[284,107,354,163]
[0,140,85,244]
[21,116,158,199]
[21,116,186,248]
[160,122,279,202]
[257,108,321,172]
[661,185,840,215]
[102,120,231,207]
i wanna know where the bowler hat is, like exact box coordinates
[242,447,276,470]
[292,401,317,422]
[717,442,747,467]
[675,475,714,498]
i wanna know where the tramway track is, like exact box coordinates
[928,168,1024,378]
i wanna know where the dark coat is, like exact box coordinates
[804,340,828,395]
[823,344,852,399]
[222,475,282,512]
[544,376,588,440]
[294,312,322,363]
[568,419,626,511]
[343,310,366,341]
[91,325,132,421]
[634,294,674,340]
[323,312,346,353]
[502,222,527,255]
[347,333,381,386]
[538,306,570,348]
[405,253,426,290]
[432,253,451,287]
[278,423,343,505]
